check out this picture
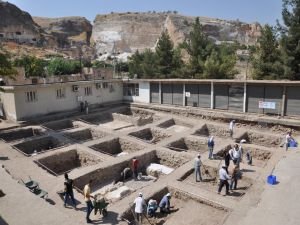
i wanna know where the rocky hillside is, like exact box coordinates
[33,16,92,47]
[0,1,45,45]
[92,12,261,55]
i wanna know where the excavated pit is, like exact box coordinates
[89,138,146,156]
[43,119,85,131]
[63,128,108,142]
[236,132,281,147]
[122,187,228,225]
[129,128,171,144]
[35,149,102,176]
[0,127,46,142]
[167,137,207,153]
[13,136,67,156]
[180,165,252,198]
[157,119,193,133]
[73,150,192,196]
[193,123,231,138]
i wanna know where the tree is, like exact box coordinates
[279,0,300,79]
[14,55,46,77]
[251,25,285,80]
[155,30,175,76]
[0,53,16,78]
[47,58,81,75]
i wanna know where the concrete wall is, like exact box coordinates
[2,80,123,121]
[123,81,150,103]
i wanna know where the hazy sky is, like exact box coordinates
[6,0,282,25]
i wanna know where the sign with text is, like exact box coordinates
[259,101,276,109]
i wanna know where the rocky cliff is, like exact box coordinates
[92,12,261,55]
[33,16,93,47]
[0,1,44,45]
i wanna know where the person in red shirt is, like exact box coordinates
[132,157,139,180]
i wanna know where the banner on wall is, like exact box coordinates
[258,101,276,109]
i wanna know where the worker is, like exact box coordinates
[285,131,294,151]
[84,179,94,223]
[224,149,231,167]
[80,101,84,112]
[85,101,89,115]
[134,192,146,223]
[229,120,235,138]
[246,150,252,165]
[230,164,241,190]
[208,136,215,159]
[194,154,202,182]
[147,199,158,218]
[159,193,172,214]
[63,173,76,209]
[229,144,242,166]
[217,166,231,196]
[132,157,139,180]
[114,167,132,184]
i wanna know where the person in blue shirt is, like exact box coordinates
[159,193,171,214]
[208,136,215,159]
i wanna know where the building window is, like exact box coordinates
[102,82,108,89]
[84,86,92,96]
[56,88,66,99]
[123,83,139,96]
[25,91,37,102]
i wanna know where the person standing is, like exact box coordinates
[208,136,215,159]
[85,101,89,115]
[132,157,139,180]
[230,165,240,190]
[80,101,84,112]
[194,154,202,182]
[159,193,171,214]
[229,120,235,138]
[64,173,76,209]
[218,166,231,196]
[134,193,146,223]
[84,180,94,223]
[224,149,231,167]
[229,144,242,166]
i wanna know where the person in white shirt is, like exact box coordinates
[229,120,235,138]
[194,154,202,182]
[134,192,146,223]
[217,166,231,195]
[229,144,242,166]
[285,131,294,151]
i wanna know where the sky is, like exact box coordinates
[6,0,283,25]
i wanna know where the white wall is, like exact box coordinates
[0,91,17,121]
[11,81,123,120]
[123,81,150,103]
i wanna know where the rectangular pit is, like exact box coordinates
[180,165,252,198]
[167,137,207,153]
[43,119,85,131]
[193,123,231,138]
[122,187,229,225]
[73,150,192,199]
[236,131,281,147]
[0,127,46,142]
[13,136,67,156]
[63,128,108,142]
[89,138,146,156]
[35,149,102,176]
[158,119,193,133]
[129,128,171,144]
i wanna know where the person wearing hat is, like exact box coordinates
[208,136,215,159]
[134,192,146,223]
[218,165,231,196]
[229,120,235,138]
[159,193,171,214]
[194,154,203,182]
[229,144,242,166]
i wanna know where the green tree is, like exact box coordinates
[14,55,47,77]
[129,50,158,78]
[0,53,16,78]
[47,58,81,75]
[182,17,214,77]
[251,25,285,79]
[279,0,300,79]
[155,30,176,76]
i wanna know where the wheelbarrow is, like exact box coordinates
[93,197,109,217]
